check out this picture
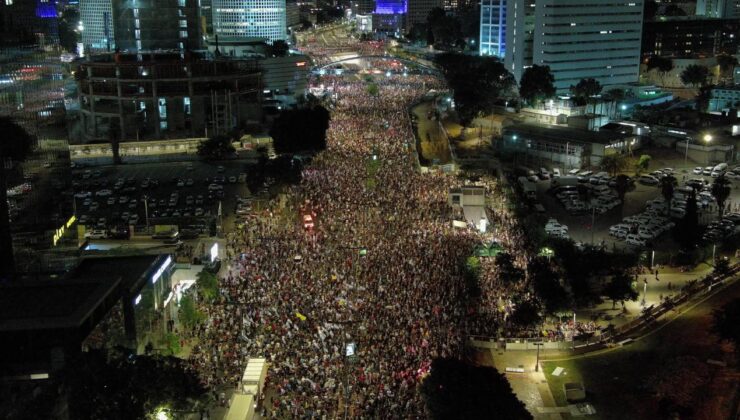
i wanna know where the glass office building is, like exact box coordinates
[212,0,287,43]
[479,0,505,57]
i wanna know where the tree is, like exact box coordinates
[636,154,651,174]
[197,135,235,160]
[646,56,673,86]
[675,190,700,249]
[269,105,330,154]
[435,53,516,123]
[600,154,627,177]
[463,256,482,299]
[179,295,205,329]
[714,257,730,276]
[712,298,740,352]
[0,117,33,280]
[660,174,677,214]
[695,84,713,112]
[268,40,289,57]
[366,83,379,96]
[614,174,631,203]
[58,8,80,53]
[510,299,543,328]
[570,78,602,114]
[494,252,525,284]
[528,257,571,315]
[711,175,731,218]
[716,54,738,82]
[680,64,709,88]
[196,270,220,302]
[519,65,556,107]
[426,8,461,47]
[65,348,207,420]
[420,358,532,420]
[602,271,638,309]
[604,88,626,118]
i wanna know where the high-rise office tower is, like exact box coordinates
[696,0,739,18]
[113,0,201,52]
[506,0,644,92]
[479,0,505,57]
[80,0,115,51]
[406,0,440,31]
[212,0,287,43]
[504,0,535,79]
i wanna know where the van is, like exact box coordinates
[552,168,561,177]
[713,163,728,173]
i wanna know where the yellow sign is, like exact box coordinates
[53,215,76,246]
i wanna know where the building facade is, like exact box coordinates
[709,85,740,113]
[76,52,262,141]
[372,0,406,33]
[80,0,115,51]
[500,123,640,168]
[641,17,740,58]
[406,0,440,31]
[212,0,287,43]
[479,0,505,57]
[113,0,202,52]
[503,0,535,81]
[506,0,644,92]
[696,0,739,18]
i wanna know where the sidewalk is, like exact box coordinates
[488,350,562,420]
[573,264,714,332]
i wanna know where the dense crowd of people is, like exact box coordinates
[185,39,536,418]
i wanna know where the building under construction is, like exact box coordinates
[76,51,262,141]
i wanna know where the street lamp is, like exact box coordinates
[685,133,713,165]
[534,342,544,372]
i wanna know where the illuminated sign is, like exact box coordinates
[151,255,172,284]
[296,61,306,67]
[53,215,76,246]
[134,294,142,305]
[210,243,218,262]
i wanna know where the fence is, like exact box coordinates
[469,263,740,352]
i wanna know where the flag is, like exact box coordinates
[295,312,307,321]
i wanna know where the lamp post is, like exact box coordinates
[534,342,544,372]
[685,134,712,165]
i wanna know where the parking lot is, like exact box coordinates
[531,157,740,251]
[71,160,254,236]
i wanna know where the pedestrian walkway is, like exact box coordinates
[488,350,562,420]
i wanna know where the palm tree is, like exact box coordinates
[605,88,625,119]
[711,175,731,219]
[570,78,603,114]
[660,174,677,215]
[0,117,34,280]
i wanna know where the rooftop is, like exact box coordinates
[0,279,120,331]
[505,123,628,145]
[0,255,161,331]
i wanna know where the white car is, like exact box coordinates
[625,234,646,247]
[638,175,659,185]
[96,189,112,197]
[693,167,703,174]
[85,229,107,239]
[75,191,92,198]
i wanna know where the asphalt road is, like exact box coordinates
[541,273,740,419]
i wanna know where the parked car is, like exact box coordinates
[638,175,659,185]
[84,229,107,239]
[693,166,703,174]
